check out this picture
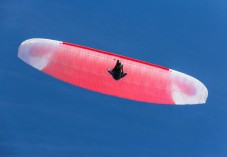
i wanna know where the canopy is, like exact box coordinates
[18,38,208,105]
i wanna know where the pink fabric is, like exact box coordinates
[18,39,208,104]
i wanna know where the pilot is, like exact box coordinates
[108,60,127,80]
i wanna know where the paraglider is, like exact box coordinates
[108,60,127,80]
[18,38,208,105]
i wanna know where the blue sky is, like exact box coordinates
[1,0,227,157]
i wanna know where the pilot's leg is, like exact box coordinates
[108,69,113,75]
[113,60,121,71]
[121,73,127,78]
[121,65,124,73]
[116,60,121,66]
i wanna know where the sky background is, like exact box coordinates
[1,0,227,157]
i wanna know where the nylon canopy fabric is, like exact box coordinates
[18,38,208,105]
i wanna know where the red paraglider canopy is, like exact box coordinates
[18,38,208,105]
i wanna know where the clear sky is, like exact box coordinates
[1,0,227,157]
